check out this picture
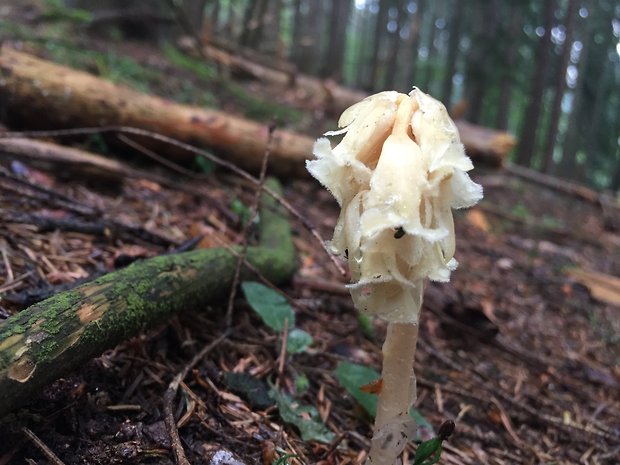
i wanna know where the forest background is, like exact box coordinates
[155,0,620,191]
[39,0,619,191]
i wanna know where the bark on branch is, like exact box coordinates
[0,46,312,178]
[0,178,296,418]
[185,39,516,166]
[0,46,514,174]
[0,137,134,182]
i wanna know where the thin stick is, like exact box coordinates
[21,427,66,465]
[0,127,346,275]
[226,122,275,329]
[276,317,290,388]
[0,168,96,216]
[117,134,205,180]
[163,331,228,465]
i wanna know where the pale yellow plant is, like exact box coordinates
[307,88,482,465]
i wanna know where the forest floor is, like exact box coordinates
[1,4,620,465]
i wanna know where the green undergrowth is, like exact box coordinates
[240,282,451,462]
[163,43,304,124]
[45,43,158,93]
[41,0,92,24]
[234,281,333,445]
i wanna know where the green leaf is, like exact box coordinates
[194,155,215,174]
[335,361,380,417]
[272,453,299,465]
[230,199,257,226]
[162,42,216,80]
[411,408,436,441]
[335,362,435,439]
[413,437,443,465]
[222,372,273,410]
[287,328,313,354]
[294,374,310,394]
[242,281,294,332]
[269,389,335,443]
[357,313,375,339]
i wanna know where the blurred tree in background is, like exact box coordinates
[67,0,620,191]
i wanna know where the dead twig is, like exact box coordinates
[276,317,290,388]
[226,121,275,329]
[21,427,66,465]
[488,396,526,449]
[0,167,95,216]
[319,432,347,461]
[163,331,229,465]
[117,134,205,180]
[3,211,177,248]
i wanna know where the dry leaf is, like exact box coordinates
[466,208,490,232]
[568,268,620,306]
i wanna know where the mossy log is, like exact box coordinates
[0,178,296,418]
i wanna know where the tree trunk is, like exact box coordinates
[516,0,555,167]
[257,0,282,56]
[292,0,323,74]
[495,6,521,130]
[440,0,464,107]
[350,4,366,87]
[239,0,260,46]
[321,0,352,81]
[464,0,499,124]
[557,22,591,180]
[584,61,612,170]
[384,0,405,90]
[210,0,220,36]
[0,138,139,183]
[290,0,303,62]
[454,119,516,167]
[0,178,296,418]
[418,0,438,93]
[181,0,208,35]
[541,0,577,173]
[405,0,425,87]
[368,0,389,91]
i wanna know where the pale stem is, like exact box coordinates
[375,322,418,429]
[367,322,419,465]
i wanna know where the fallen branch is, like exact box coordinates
[0,178,296,418]
[0,137,129,182]
[505,163,600,203]
[0,46,515,172]
[0,46,312,178]
[182,39,516,165]
[505,163,619,231]
[0,136,191,188]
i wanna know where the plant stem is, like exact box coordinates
[367,322,419,465]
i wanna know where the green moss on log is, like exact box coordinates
[0,178,297,417]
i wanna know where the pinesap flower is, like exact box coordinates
[307,88,483,323]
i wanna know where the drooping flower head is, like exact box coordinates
[307,88,483,323]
